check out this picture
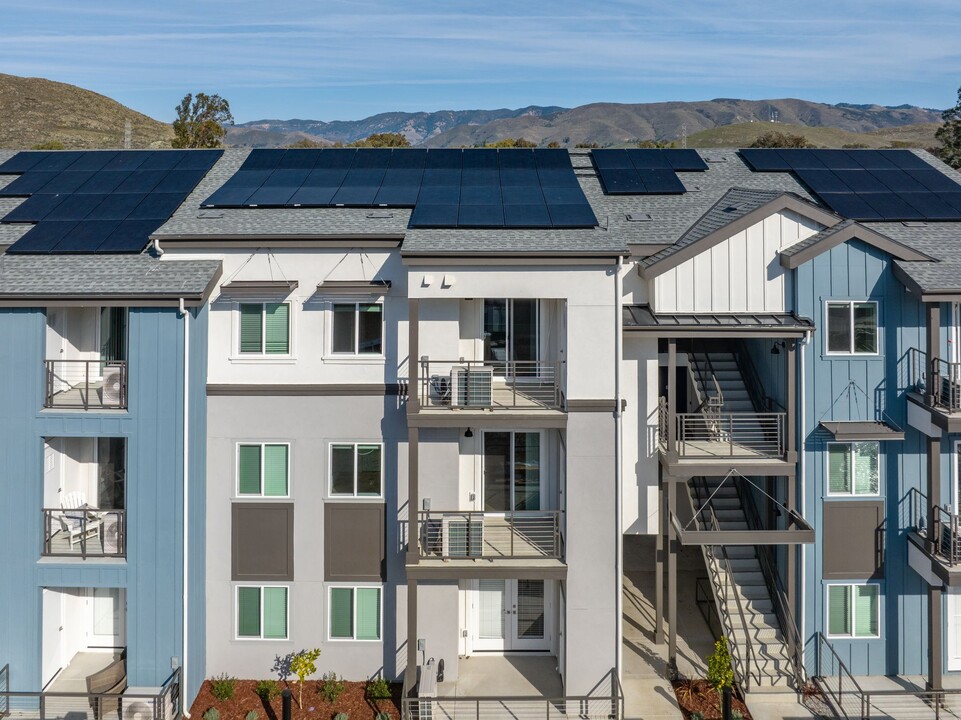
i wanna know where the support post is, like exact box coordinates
[409,298,420,412]
[786,341,798,674]
[655,469,665,644]
[667,340,677,454]
[406,578,418,689]
[927,302,943,692]
[408,427,420,566]
[668,476,677,669]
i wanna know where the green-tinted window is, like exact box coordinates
[240,304,264,354]
[331,443,382,497]
[265,303,290,354]
[854,585,879,637]
[237,587,261,638]
[238,445,262,495]
[356,588,381,640]
[828,442,879,496]
[263,587,288,639]
[331,445,356,495]
[853,442,879,495]
[853,303,878,354]
[827,585,851,637]
[330,587,353,639]
[263,445,289,497]
[357,445,382,496]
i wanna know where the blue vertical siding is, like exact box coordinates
[0,306,207,702]
[795,239,928,676]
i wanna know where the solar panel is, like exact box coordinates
[637,169,685,194]
[373,184,421,206]
[139,151,189,170]
[591,150,633,169]
[0,172,59,196]
[463,150,498,170]
[330,184,381,206]
[5,221,79,253]
[241,150,287,171]
[815,193,883,221]
[387,149,428,169]
[899,192,961,221]
[46,193,109,221]
[738,149,792,172]
[870,169,928,193]
[663,149,709,171]
[276,149,319,170]
[417,184,460,204]
[458,204,505,227]
[35,171,96,194]
[547,203,599,227]
[68,152,119,172]
[832,170,889,194]
[0,151,49,174]
[76,172,131,194]
[87,193,149,220]
[95,220,161,253]
[626,149,672,170]
[288,186,338,207]
[53,220,122,253]
[593,149,703,195]
[129,193,187,220]
[500,169,539,187]
[542,186,588,205]
[408,204,459,227]
[102,151,149,172]
[597,169,645,194]
[502,185,546,205]
[1,193,67,223]
[860,192,924,221]
[114,170,167,194]
[533,149,570,169]
[460,185,502,205]
[31,152,85,173]
[794,168,852,194]
[426,149,463,169]
[504,203,551,227]
[907,168,961,193]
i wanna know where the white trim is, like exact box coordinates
[466,579,554,654]
[235,442,292,499]
[326,584,384,642]
[231,301,295,361]
[233,585,290,641]
[824,582,881,640]
[825,441,881,497]
[823,300,880,356]
[326,300,386,359]
[327,441,384,499]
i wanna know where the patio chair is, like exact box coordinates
[57,491,103,548]
[86,657,126,720]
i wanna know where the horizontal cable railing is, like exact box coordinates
[419,359,563,410]
[909,487,961,565]
[417,510,563,560]
[402,668,622,719]
[674,411,786,458]
[0,667,181,720]
[908,347,961,413]
[42,508,126,559]
[44,360,127,410]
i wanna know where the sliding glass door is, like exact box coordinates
[484,300,539,376]
[483,431,542,512]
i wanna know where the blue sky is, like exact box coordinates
[3,0,960,123]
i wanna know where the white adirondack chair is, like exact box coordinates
[57,491,103,548]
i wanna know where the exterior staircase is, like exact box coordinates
[688,351,755,413]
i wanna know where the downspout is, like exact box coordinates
[614,256,624,680]
[799,328,810,664]
[153,237,165,256]
[179,298,191,716]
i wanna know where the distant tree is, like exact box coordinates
[842,143,870,149]
[749,130,813,149]
[636,139,676,149]
[936,85,961,169]
[286,138,326,149]
[574,142,600,149]
[484,137,537,148]
[546,141,561,148]
[31,140,65,150]
[172,93,234,149]
[350,132,410,148]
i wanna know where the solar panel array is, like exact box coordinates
[0,150,222,254]
[739,148,961,221]
[590,149,708,195]
[201,148,598,229]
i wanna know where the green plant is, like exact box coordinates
[365,676,392,700]
[689,713,704,720]
[334,714,349,720]
[203,709,220,720]
[246,712,259,720]
[255,679,280,702]
[30,140,65,150]
[675,679,697,705]
[375,713,391,720]
[319,672,345,703]
[706,638,734,692]
[210,674,236,702]
[732,710,745,720]
[289,648,322,706]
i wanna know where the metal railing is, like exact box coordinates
[692,479,760,694]
[44,360,127,410]
[0,666,181,720]
[418,358,563,410]
[908,347,961,413]
[673,411,786,458]
[42,509,126,559]
[402,668,622,719]
[909,488,961,565]
[417,510,563,560]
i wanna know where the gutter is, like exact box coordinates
[614,255,624,681]
[180,297,191,716]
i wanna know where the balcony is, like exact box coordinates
[906,488,961,586]
[907,348,961,431]
[408,510,566,579]
[42,509,125,559]
[44,360,127,410]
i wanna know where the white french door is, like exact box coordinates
[86,588,125,649]
[472,579,550,652]
[41,589,64,688]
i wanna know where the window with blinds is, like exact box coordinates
[239,303,290,355]
[827,442,879,495]
[827,584,879,638]
[329,586,381,641]
[329,443,382,497]
[237,586,288,639]
[238,443,289,497]
[331,302,383,355]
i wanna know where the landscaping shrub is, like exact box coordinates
[255,679,280,702]
[365,676,392,700]
[319,672,345,703]
[246,712,259,720]
[203,709,220,720]
[210,674,236,702]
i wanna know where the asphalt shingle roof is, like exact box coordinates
[779,219,858,258]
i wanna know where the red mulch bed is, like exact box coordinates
[191,679,402,720]
[672,679,752,720]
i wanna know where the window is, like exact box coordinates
[332,303,383,355]
[826,301,878,354]
[827,584,879,638]
[827,442,879,496]
[239,303,290,355]
[236,586,288,639]
[329,586,381,641]
[238,443,289,497]
[330,443,382,497]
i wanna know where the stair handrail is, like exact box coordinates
[734,340,785,414]
[737,479,805,689]
[687,352,724,414]
[692,478,759,695]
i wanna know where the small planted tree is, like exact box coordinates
[706,637,735,713]
[289,648,321,707]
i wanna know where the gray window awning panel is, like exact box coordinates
[316,279,391,294]
[623,305,814,337]
[819,421,904,442]
[219,279,299,297]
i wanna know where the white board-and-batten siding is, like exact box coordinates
[653,210,822,314]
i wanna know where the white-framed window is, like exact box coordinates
[827,442,880,496]
[236,585,289,640]
[237,443,290,497]
[328,585,382,641]
[331,302,384,356]
[826,583,879,639]
[238,302,291,356]
[329,443,383,497]
[826,301,878,355]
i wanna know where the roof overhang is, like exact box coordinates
[781,222,935,269]
[316,279,391,294]
[623,305,814,338]
[219,279,299,298]
[401,254,624,266]
[153,235,404,249]
[893,262,961,301]
[639,194,841,279]
[819,420,904,442]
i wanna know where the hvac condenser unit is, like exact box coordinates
[942,376,961,409]
[443,517,484,558]
[450,366,493,407]
[102,364,123,406]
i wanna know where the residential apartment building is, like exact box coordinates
[1,144,961,719]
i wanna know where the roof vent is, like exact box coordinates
[722,205,742,213]
[687,185,703,192]
[902,221,928,227]
[196,210,224,219]
[626,213,653,222]
[367,211,394,219]
[704,156,728,163]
